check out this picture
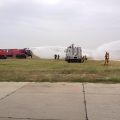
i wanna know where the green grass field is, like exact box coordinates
[0,56,120,83]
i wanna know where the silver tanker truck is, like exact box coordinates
[65,44,83,63]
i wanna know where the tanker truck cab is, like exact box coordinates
[65,44,82,63]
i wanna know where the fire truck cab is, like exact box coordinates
[0,49,7,59]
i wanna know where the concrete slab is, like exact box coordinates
[0,83,86,120]
[84,83,120,94]
[84,83,120,120]
[0,82,29,100]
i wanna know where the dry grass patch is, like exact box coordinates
[0,57,120,83]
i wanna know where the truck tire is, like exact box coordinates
[79,60,81,63]
[20,54,23,59]
[4,56,7,59]
[23,55,26,59]
[16,54,20,58]
[68,60,70,63]
[18,54,21,58]
[2,55,4,59]
[21,54,23,58]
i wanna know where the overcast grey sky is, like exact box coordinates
[0,0,120,49]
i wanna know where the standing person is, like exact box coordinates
[107,52,109,63]
[54,54,57,59]
[83,55,85,63]
[85,55,87,62]
[58,55,60,59]
[104,52,109,66]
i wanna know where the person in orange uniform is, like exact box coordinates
[83,55,87,63]
[85,55,87,62]
[104,52,109,66]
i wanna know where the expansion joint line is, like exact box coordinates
[82,83,89,120]
[0,117,58,120]
[0,83,30,101]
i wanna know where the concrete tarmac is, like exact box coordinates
[85,83,120,120]
[0,82,86,120]
[0,82,120,120]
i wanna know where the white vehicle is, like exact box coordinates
[65,44,83,63]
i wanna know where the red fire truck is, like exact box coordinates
[0,48,32,59]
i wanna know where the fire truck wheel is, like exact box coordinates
[68,60,70,63]
[16,54,19,58]
[21,54,26,59]
[24,55,26,59]
[2,55,4,59]
[20,54,22,58]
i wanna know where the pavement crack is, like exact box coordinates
[0,117,59,120]
[82,83,89,120]
[2,92,82,94]
[0,83,30,101]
